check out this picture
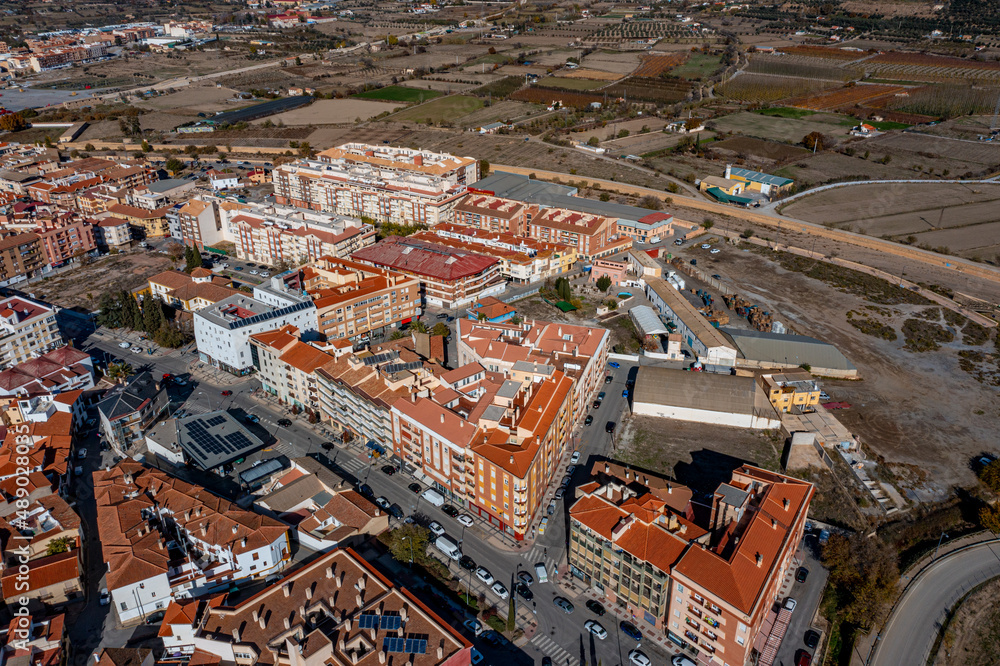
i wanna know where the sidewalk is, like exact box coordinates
[187,359,253,386]
[852,530,999,666]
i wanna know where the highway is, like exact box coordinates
[871,539,1000,666]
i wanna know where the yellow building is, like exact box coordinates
[107,203,171,237]
[698,175,744,196]
[761,371,821,412]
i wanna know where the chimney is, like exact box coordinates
[252,609,259,622]
[440,413,445,424]
[400,605,408,623]
[379,653,386,664]
[338,571,345,588]
[369,628,377,642]
[755,552,762,567]
[201,525,207,536]
[413,155,423,166]
[232,525,238,534]
[356,594,363,606]
[358,577,366,591]
[604,463,610,474]
[232,628,241,642]
[509,455,514,464]
[157,539,165,550]
[783,497,790,510]
[771,518,777,529]
[436,646,443,659]
[283,617,290,630]
[258,615,266,630]
[283,583,291,597]
[305,587,313,600]
[184,510,190,521]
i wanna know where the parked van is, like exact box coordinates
[434,535,461,561]
[422,488,445,507]
[534,562,548,583]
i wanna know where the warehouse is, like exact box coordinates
[722,328,858,379]
[632,366,782,429]
[644,278,737,367]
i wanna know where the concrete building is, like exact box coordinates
[33,216,96,266]
[0,296,63,366]
[568,462,813,666]
[94,461,290,624]
[145,268,240,312]
[206,169,240,191]
[177,199,223,251]
[0,232,45,286]
[392,361,574,539]
[157,547,472,666]
[231,207,376,268]
[106,203,171,238]
[724,165,794,198]
[300,256,420,343]
[699,176,745,197]
[194,293,317,375]
[645,278,737,367]
[144,411,266,471]
[628,249,662,279]
[722,328,858,379]
[632,366,781,430]
[351,236,504,309]
[250,324,334,414]
[273,143,478,226]
[96,371,169,452]
[528,207,621,260]
[453,194,538,236]
[92,216,132,249]
[590,258,629,288]
[0,345,94,397]
[456,318,610,426]
[760,372,821,413]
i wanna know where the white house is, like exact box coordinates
[206,169,240,191]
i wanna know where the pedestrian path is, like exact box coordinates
[519,543,562,576]
[530,634,580,666]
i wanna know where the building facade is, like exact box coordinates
[0,296,63,366]
[249,325,334,414]
[0,232,45,286]
[231,207,375,267]
[95,372,168,452]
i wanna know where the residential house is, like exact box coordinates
[206,169,240,191]
[0,345,94,397]
[95,372,168,452]
[146,269,240,312]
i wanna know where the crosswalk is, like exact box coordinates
[518,543,562,576]
[530,633,580,666]
[336,456,365,473]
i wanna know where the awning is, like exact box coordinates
[366,440,386,455]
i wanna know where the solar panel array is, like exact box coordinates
[382,361,423,375]
[363,351,399,366]
[381,613,401,631]
[358,612,379,630]
[206,415,226,427]
[181,415,260,466]
[382,637,427,654]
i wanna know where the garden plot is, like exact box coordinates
[254,99,403,125]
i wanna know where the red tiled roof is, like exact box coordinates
[351,236,497,282]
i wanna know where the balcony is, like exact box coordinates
[685,617,700,633]
[702,629,718,642]
[688,606,702,619]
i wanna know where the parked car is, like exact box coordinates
[277,418,292,427]
[608,361,620,369]
[538,517,549,534]
[796,567,809,583]
[606,421,616,434]
[358,484,374,499]
[388,504,404,519]
[566,465,576,475]
[628,650,651,666]
[245,414,260,424]
[428,522,445,537]
[710,248,721,254]
[77,448,87,459]
[459,555,477,571]
[605,375,613,384]
[571,451,581,464]
[672,656,697,666]
[701,243,711,249]
[145,611,166,625]
[517,571,534,586]
[118,341,130,349]
[491,581,509,599]
[261,272,270,277]
[457,514,474,527]
[804,630,820,649]
[375,497,390,510]
[249,270,259,275]
[584,621,607,640]
[74,466,83,476]
[555,488,566,500]
[442,505,460,518]
[620,621,642,642]
[131,346,143,353]
[463,619,483,636]
[99,589,110,606]
[785,598,797,612]
[622,389,629,398]
[553,597,574,614]
[408,482,422,493]
[547,500,556,515]
[586,600,606,616]
[514,582,533,601]
[475,567,494,585]
[221,390,232,396]
[381,465,396,475]
[584,415,593,426]
[819,391,830,400]
[593,399,602,409]
[795,650,812,666]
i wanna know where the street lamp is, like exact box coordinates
[934,531,950,559]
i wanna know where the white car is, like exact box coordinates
[470,647,484,665]
[457,514,474,528]
[463,619,483,636]
[261,272,270,278]
[584,620,607,640]
[118,342,130,349]
[491,581,509,599]
[249,269,259,275]
[672,656,697,666]
[710,248,720,254]
[99,589,110,606]
[428,521,446,537]
[628,650,651,666]
[820,391,830,400]
[701,243,711,249]
[375,497,390,510]
[131,346,143,353]
[571,451,581,464]
[784,597,797,612]
[77,448,87,459]
[220,263,229,269]
[475,566,494,585]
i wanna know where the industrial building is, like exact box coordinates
[644,278,737,367]
[722,328,858,378]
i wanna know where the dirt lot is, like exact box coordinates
[713,136,812,162]
[771,150,930,186]
[29,252,177,311]
[781,182,1000,260]
[137,85,245,114]
[257,98,403,125]
[933,577,1000,666]
[710,110,857,144]
[683,241,1000,499]
[861,131,1000,177]
[580,50,645,74]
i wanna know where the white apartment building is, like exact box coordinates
[249,324,333,414]
[273,143,478,226]
[0,296,63,367]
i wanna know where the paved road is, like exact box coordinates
[871,540,1000,666]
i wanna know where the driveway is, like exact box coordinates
[871,539,1000,666]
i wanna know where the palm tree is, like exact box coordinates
[411,320,428,334]
[107,361,133,384]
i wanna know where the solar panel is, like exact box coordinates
[382,637,405,653]
[358,613,379,630]
[380,614,401,630]
[206,415,226,427]
[363,351,399,366]
[405,638,427,655]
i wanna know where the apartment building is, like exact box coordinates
[177,199,222,250]
[249,325,334,415]
[106,203,171,238]
[273,143,477,226]
[96,372,168,452]
[0,345,94,397]
[301,256,420,342]
[391,362,573,539]
[0,232,45,286]
[230,206,376,266]
[760,372,821,413]
[94,461,290,624]
[33,216,96,266]
[194,292,317,375]
[456,318,610,425]
[92,216,132,249]
[351,236,504,309]
[0,295,63,366]
[157,547,472,666]
[145,268,240,312]
[454,194,538,235]
[317,338,446,451]
[568,463,813,666]
[413,223,577,284]
[528,207,621,260]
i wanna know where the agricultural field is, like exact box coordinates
[584,20,700,45]
[784,83,907,111]
[861,52,1000,83]
[771,151,936,188]
[579,50,645,75]
[572,117,670,145]
[710,111,857,144]
[534,77,609,91]
[456,101,543,127]
[560,69,623,81]
[255,99,403,126]
[396,79,478,93]
[860,132,1000,177]
[510,87,604,108]
[781,182,1000,261]
[353,86,443,103]
[885,84,1000,118]
[602,77,692,103]
[746,53,858,81]
[716,73,841,103]
[668,53,723,80]
[136,85,244,115]
[383,95,484,124]
[778,45,869,61]
[631,53,688,78]
[712,136,811,162]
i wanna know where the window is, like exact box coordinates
[676,583,684,593]
[253,552,260,561]
[738,622,748,633]
[120,601,128,610]
[736,636,745,646]
[673,609,680,618]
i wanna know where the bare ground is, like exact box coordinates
[29,252,177,311]
[933,577,1000,666]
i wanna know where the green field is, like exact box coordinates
[384,95,485,124]
[757,107,817,119]
[353,86,443,103]
[534,77,609,91]
[669,53,723,80]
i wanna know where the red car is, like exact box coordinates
[795,650,812,666]
[221,390,233,397]
[162,373,172,379]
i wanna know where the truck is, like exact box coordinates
[534,562,548,583]
[421,488,445,507]
[434,535,461,561]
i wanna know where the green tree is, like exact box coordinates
[431,322,450,337]
[184,246,203,272]
[0,112,28,132]
[165,158,184,174]
[46,536,73,556]
[140,139,151,152]
[599,192,611,202]
[142,299,166,334]
[96,292,123,328]
[120,291,143,330]
[555,277,572,301]
[981,505,1000,533]
[596,275,612,292]
[639,195,661,210]
[154,323,190,349]
[587,136,599,147]
[702,218,714,230]
[980,460,1000,493]
[822,533,899,627]
[107,361,133,384]
[802,131,827,151]
[479,159,490,177]
[389,330,405,341]
[411,320,428,334]
[383,524,430,565]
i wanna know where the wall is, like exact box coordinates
[632,401,781,430]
